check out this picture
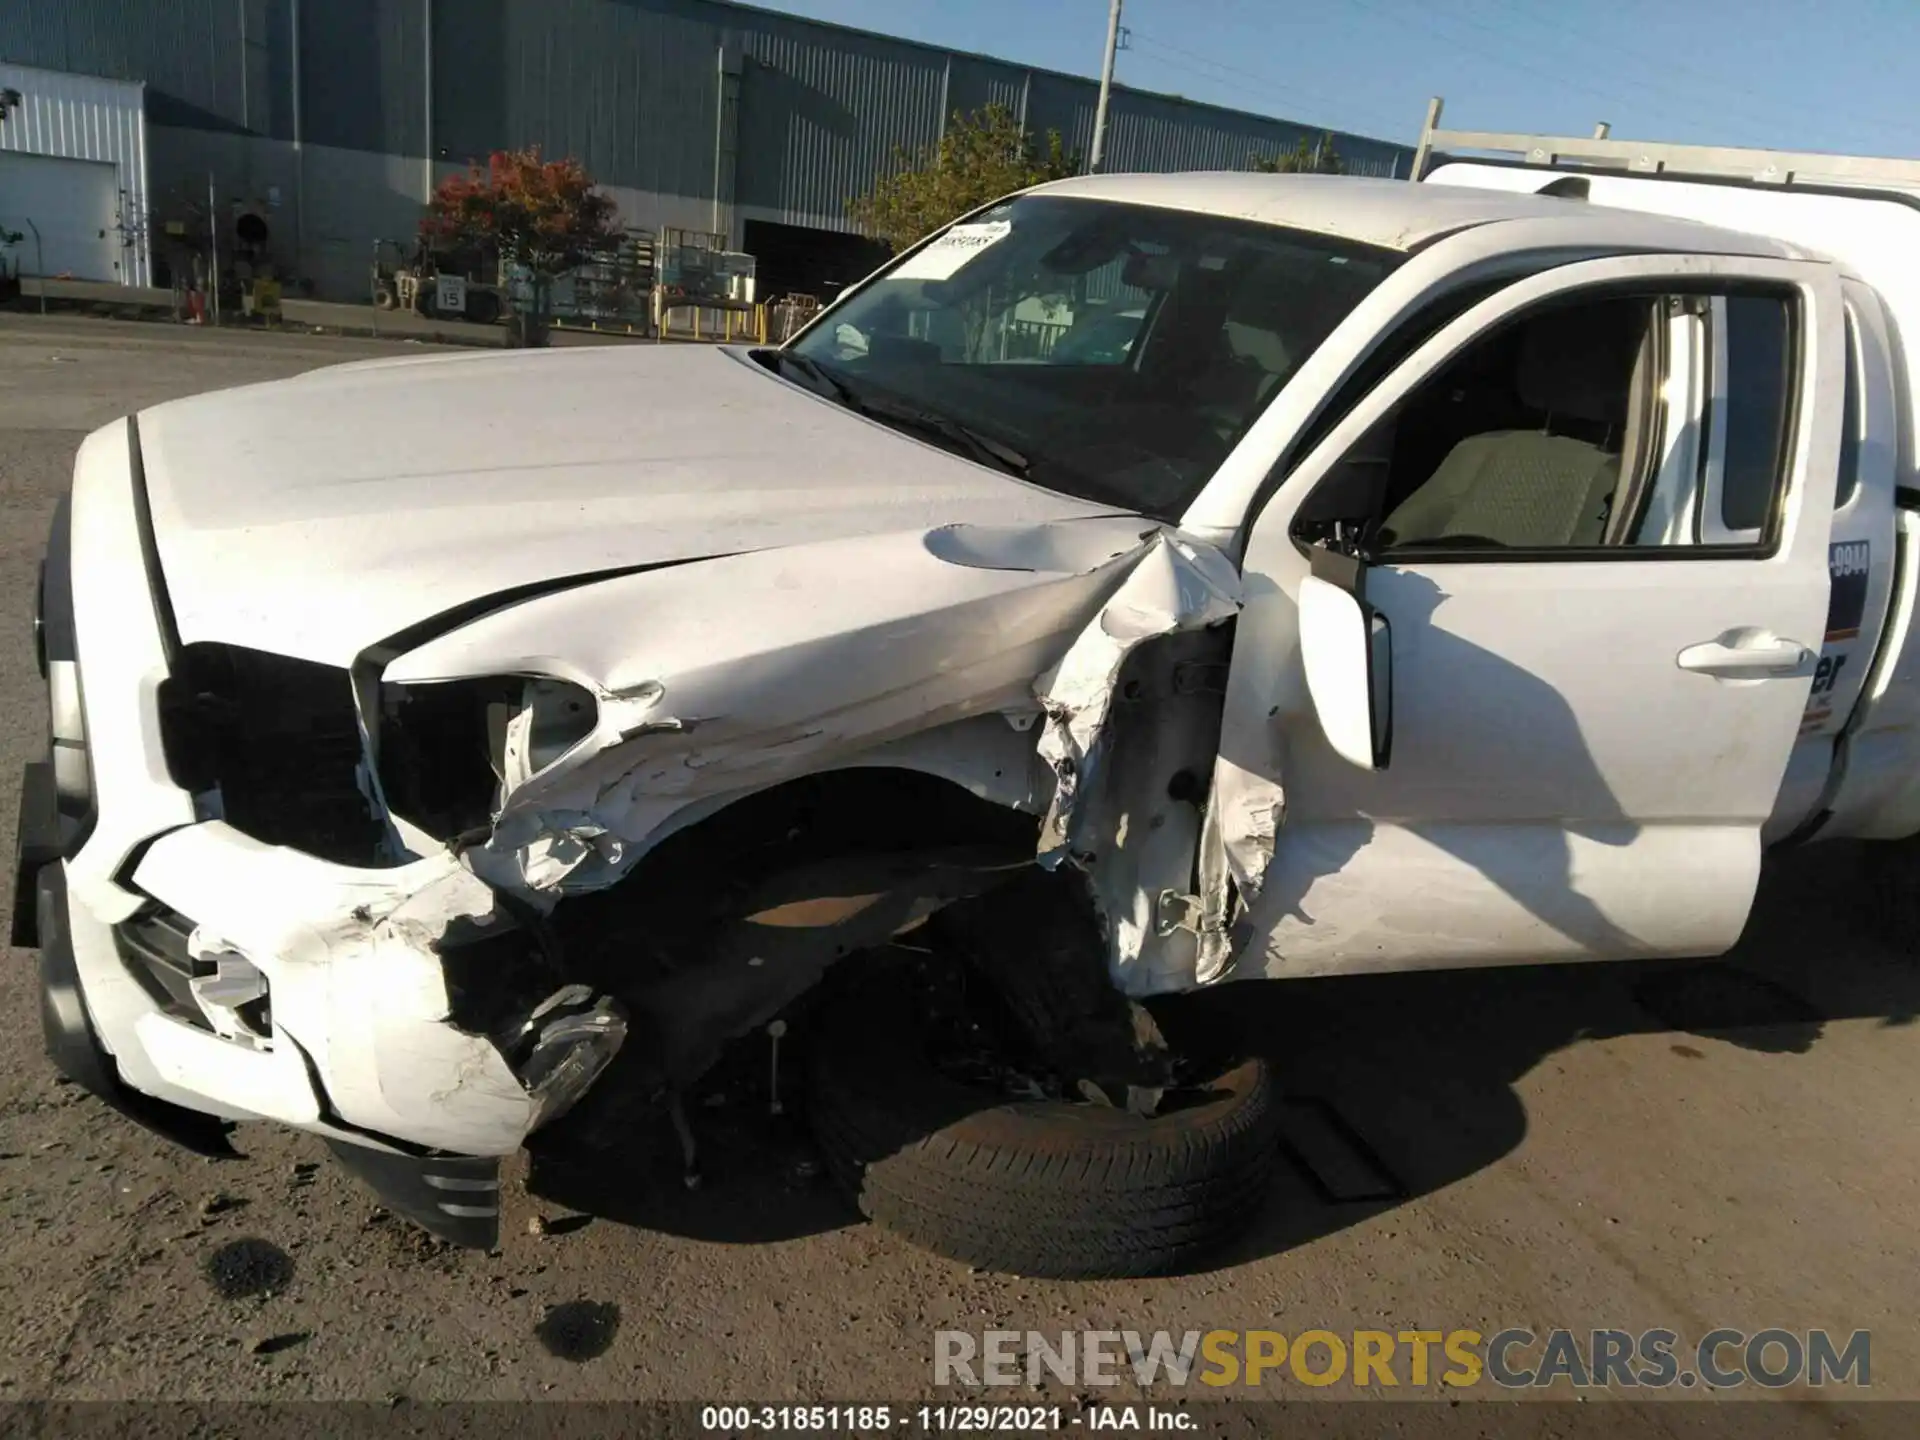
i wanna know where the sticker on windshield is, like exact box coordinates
[891,221,1013,281]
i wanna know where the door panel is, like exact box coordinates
[1213,253,1845,979]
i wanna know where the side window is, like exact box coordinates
[1291,287,1799,557]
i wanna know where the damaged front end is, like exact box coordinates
[132,516,1248,1240]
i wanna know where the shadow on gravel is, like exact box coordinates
[529,841,1920,1275]
[534,1300,621,1362]
[1190,838,1920,1274]
[204,1238,295,1299]
[525,1035,855,1246]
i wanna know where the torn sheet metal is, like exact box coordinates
[1033,532,1241,864]
[1189,759,1286,984]
[1030,533,1243,994]
[382,521,1158,899]
[1218,763,1288,898]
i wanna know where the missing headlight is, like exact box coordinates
[379,676,597,841]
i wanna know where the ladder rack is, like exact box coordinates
[1409,96,1920,191]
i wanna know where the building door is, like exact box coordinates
[0,151,121,282]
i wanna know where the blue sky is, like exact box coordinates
[745,0,1919,157]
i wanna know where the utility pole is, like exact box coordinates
[207,173,221,327]
[1088,0,1124,173]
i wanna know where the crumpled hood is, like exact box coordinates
[134,344,1117,666]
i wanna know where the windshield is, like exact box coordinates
[782,194,1397,519]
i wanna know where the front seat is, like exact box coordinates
[1379,301,1650,549]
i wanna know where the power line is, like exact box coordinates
[1429,0,1916,153]
[1331,0,1726,134]
[1338,0,1915,155]
[1125,30,1418,140]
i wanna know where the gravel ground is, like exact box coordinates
[1,312,1915,1428]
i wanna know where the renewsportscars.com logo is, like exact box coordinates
[933,1328,1871,1390]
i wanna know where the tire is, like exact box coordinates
[373,285,397,311]
[806,966,1280,1278]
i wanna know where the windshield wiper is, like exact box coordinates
[849,393,1031,478]
[772,349,1029,478]
[772,349,858,408]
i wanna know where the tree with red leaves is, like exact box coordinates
[422,147,621,345]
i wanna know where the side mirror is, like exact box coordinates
[1298,550,1392,770]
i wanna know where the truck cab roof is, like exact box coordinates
[1027,171,1807,260]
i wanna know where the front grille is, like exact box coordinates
[157,642,388,866]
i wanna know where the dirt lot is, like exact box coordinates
[1,313,1915,1426]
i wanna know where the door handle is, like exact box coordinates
[1676,632,1814,679]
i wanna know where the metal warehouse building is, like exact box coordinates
[0,0,1414,302]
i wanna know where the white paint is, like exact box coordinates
[1244,822,1757,978]
[1213,250,1843,977]
[64,423,196,925]
[49,164,1920,1156]
[1295,574,1377,771]
[389,520,1150,896]
[1028,172,1796,258]
[134,345,1121,666]
[130,826,542,1155]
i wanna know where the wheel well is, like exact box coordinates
[546,766,1041,989]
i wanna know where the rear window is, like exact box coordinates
[1837,312,1862,511]
[1718,295,1794,534]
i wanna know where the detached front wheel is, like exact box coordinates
[806,966,1279,1279]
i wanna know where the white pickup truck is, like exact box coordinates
[19,122,1920,1279]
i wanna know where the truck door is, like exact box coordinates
[1210,253,1845,979]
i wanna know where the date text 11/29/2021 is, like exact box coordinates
[700,1406,1194,1432]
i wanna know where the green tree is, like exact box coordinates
[422,147,621,346]
[1250,134,1345,174]
[847,105,1079,255]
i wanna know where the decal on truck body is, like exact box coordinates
[1827,540,1870,641]
[1802,541,1871,734]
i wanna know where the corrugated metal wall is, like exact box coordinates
[1,0,1415,287]
[0,0,269,134]
[435,0,724,206]
[0,58,152,283]
[422,0,1412,225]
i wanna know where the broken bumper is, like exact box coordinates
[23,425,623,1246]
[18,754,629,1247]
